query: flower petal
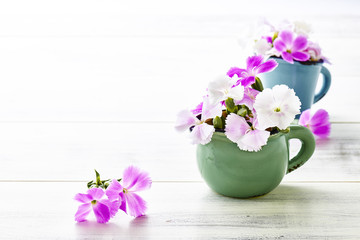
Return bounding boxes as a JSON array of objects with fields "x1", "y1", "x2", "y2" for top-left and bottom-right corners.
[
  {"x1": 228, "y1": 84, "x2": 244, "y2": 101},
  {"x1": 253, "y1": 88, "x2": 278, "y2": 129},
  {"x1": 191, "y1": 102, "x2": 203, "y2": 115},
  {"x1": 100, "y1": 199, "x2": 120, "y2": 218},
  {"x1": 225, "y1": 113, "x2": 249, "y2": 143},
  {"x1": 121, "y1": 166, "x2": 152, "y2": 192},
  {"x1": 292, "y1": 35, "x2": 308, "y2": 52},
  {"x1": 281, "y1": 51, "x2": 294, "y2": 64},
  {"x1": 190, "y1": 123, "x2": 215, "y2": 145},
  {"x1": 87, "y1": 188, "x2": 105, "y2": 201},
  {"x1": 302, "y1": 109, "x2": 331, "y2": 139},
  {"x1": 207, "y1": 77, "x2": 231, "y2": 104},
  {"x1": 254, "y1": 85, "x2": 300, "y2": 130},
  {"x1": 237, "y1": 129, "x2": 270, "y2": 152},
  {"x1": 298, "y1": 109, "x2": 312, "y2": 126},
  {"x1": 227, "y1": 67, "x2": 247, "y2": 78},
  {"x1": 292, "y1": 51, "x2": 310, "y2": 62},
  {"x1": 311, "y1": 109, "x2": 330, "y2": 127},
  {"x1": 241, "y1": 76, "x2": 256, "y2": 88},
  {"x1": 274, "y1": 39, "x2": 287, "y2": 52},
  {"x1": 312, "y1": 124, "x2": 331, "y2": 138},
  {"x1": 122, "y1": 166, "x2": 152, "y2": 192},
  {"x1": 256, "y1": 59, "x2": 278, "y2": 74},
  {"x1": 279, "y1": 30, "x2": 294, "y2": 46},
  {"x1": 201, "y1": 96, "x2": 222, "y2": 120},
  {"x1": 75, "y1": 203, "x2": 91, "y2": 222},
  {"x1": 105, "y1": 179, "x2": 123, "y2": 201},
  {"x1": 92, "y1": 202, "x2": 111, "y2": 223},
  {"x1": 124, "y1": 192, "x2": 147, "y2": 217},
  {"x1": 235, "y1": 94, "x2": 254, "y2": 110},
  {"x1": 246, "y1": 55, "x2": 264, "y2": 72},
  {"x1": 254, "y1": 38, "x2": 272, "y2": 56},
  {"x1": 119, "y1": 192, "x2": 127, "y2": 213},
  {"x1": 74, "y1": 193, "x2": 92, "y2": 203},
  {"x1": 174, "y1": 110, "x2": 197, "y2": 132}
]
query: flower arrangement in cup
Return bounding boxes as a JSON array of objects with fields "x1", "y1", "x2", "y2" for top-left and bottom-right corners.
[
  {"x1": 253, "y1": 20, "x2": 329, "y2": 64},
  {"x1": 175, "y1": 55, "x2": 303, "y2": 151}
]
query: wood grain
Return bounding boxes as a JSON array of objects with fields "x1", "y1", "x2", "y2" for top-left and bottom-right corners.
[
  {"x1": 0, "y1": 1, "x2": 359, "y2": 239},
  {"x1": 1, "y1": 182, "x2": 360, "y2": 239},
  {"x1": 0, "y1": 122, "x2": 358, "y2": 182},
  {"x1": 0, "y1": 36, "x2": 358, "y2": 122}
]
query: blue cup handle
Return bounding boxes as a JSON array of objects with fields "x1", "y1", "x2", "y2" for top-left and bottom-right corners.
[{"x1": 314, "y1": 66, "x2": 331, "y2": 103}]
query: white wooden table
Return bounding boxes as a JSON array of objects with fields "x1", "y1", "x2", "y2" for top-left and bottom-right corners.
[{"x1": 1, "y1": 1, "x2": 360, "y2": 239}]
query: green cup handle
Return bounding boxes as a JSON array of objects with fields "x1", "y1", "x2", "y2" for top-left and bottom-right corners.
[
  {"x1": 314, "y1": 66, "x2": 331, "y2": 103},
  {"x1": 285, "y1": 125, "x2": 316, "y2": 174}
]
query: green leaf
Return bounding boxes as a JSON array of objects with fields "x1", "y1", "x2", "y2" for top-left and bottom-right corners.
[
  {"x1": 225, "y1": 98, "x2": 238, "y2": 113},
  {"x1": 251, "y1": 77, "x2": 264, "y2": 92},
  {"x1": 87, "y1": 180, "x2": 94, "y2": 189},
  {"x1": 95, "y1": 169, "x2": 101, "y2": 187},
  {"x1": 213, "y1": 116, "x2": 223, "y2": 129},
  {"x1": 237, "y1": 108, "x2": 247, "y2": 117},
  {"x1": 272, "y1": 32, "x2": 278, "y2": 42}
]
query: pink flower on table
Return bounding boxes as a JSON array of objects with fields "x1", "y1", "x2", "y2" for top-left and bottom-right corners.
[
  {"x1": 227, "y1": 55, "x2": 278, "y2": 88},
  {"x1": 74, "y1": 188, "x2": 120, "y2": 223},
  {"x1": 225, "y1": 113, "x2": 270, "y2": 152},
  {"x1": 273, "y1": 30, "x2": 310, "y2": 64},
  {"x1": 106, "y1": 166, "x2": 152, "y2": 217},
  {"x1": 299, "y1": 109, "x2": 331, "y2": 138},
  {"x1": 175, "y1": 96, "x2": 222, "y2": 145}
]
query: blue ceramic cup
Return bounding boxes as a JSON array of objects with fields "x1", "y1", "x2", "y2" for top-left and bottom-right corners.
[{"x1": 261, "y1": 57, "x2": 331, "y2": 117}]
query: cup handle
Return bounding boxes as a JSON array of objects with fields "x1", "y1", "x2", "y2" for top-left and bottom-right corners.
[
  {"x1": 285, "y1": 125, "x2": 316, "y2": 174},
  {"x1": 314, "y1": 66, "x2": 331, "y2": 103}
]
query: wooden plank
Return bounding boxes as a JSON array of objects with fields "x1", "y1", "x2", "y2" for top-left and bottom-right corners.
[
  {"x1": 0, "y1": 122, "x2": 359, "y2": 182},
  {"x1": 0, "y1": 37, "x2": 358, "y2": 122},
  {"x1": 1, "y1": 182, "x2": 360, "y2": 239},
  {"x1": 0, "y1": 0, "x2": 358, "y2": 18},
  {"x1": 0, "y1": 14, "x2": 359, "y2": 38}
]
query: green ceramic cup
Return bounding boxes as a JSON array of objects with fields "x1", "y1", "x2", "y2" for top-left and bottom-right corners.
[{"x1": 196, "y1": 125, "x2": 315, "y2": 198}]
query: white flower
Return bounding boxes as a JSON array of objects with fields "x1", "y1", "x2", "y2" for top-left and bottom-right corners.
[
  {"x1": 175, "y1": 96, "x2": 222, "y2": 145},
  {"x1": 253, "y1": 85, "x2": 301, "y2": 130},
  {"x1": 253, "y1": 38, "x2": 272, "y2": 56},
  {"x1": 293, "y1": 21, "x2": 312, "y2": 37},
  {"x1": 207, "y1": 75, "x2": 244, "y2": 104},
  {"x1": 225, "y1": 113, "x2": 270, "y2": 152}
]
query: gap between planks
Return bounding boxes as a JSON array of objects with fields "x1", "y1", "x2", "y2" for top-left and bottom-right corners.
[{"x1": 0, "y1": 180, "x2": 360, "y2": 183}]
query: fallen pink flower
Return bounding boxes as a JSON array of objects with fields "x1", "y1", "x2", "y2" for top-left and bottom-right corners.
[
  {"x1": 74, "y1": 188, "x2": 120, "y2": 223},
  {"x1": 106, "y1": 166, "x2": 152, "y2": 217},
  {"x1": 299, "y1": 109, "x2": 331, "y2": 138}
]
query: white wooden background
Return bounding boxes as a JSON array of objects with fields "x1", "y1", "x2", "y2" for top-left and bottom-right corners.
[{"x1": 1, "y1": 0, "x2": 360, "y2": 239}]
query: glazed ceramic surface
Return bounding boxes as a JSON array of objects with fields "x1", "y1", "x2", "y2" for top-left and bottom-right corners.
[
  {"x1": 197, "y1": 125, "x2": 315, "y2": 198},
  {"x1": 261, "y1": 58, "x2": 331, "y2": 116}
]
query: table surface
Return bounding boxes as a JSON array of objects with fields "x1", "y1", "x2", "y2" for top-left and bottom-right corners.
[{"x1": 1, "y1": 1, "x2": 360, "y2": 239}]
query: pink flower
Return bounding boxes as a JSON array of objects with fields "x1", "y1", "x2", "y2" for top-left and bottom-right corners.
[
  {"x1": 235, "y1": 87, "x2": 260, "y2": 110},
  {"x1": 227, "y1": 55, "x2": 278, "y2": 87},
  {"x1": 273, "y1": 30, "x2": 310, "y2": 64},
  {"x1": 191, "y1": 101, "x2": 203, "y2": 115},
  {"x1": 175, "y1": 96, "x2": 222, "y2": 145},
  {"x1": 305, "y1": 41, "x2": 330, "y2": 63},
  {"x1": 74, "y1": 188, "x2": 120, "y2": 223},
  {"x1": 106, "y1": 166, "x2": 152, "y2": 217},
  {"x1": 225, "y1": 113, "x2": 270, "y2": 152},
  {"x1": 299, "y1": 109, "x2": 331, "y2": 138}
]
